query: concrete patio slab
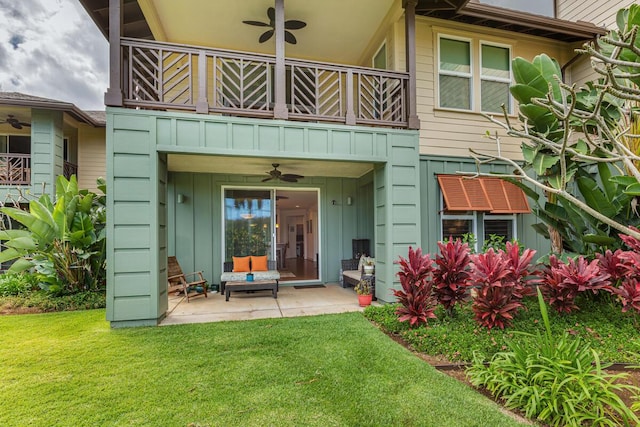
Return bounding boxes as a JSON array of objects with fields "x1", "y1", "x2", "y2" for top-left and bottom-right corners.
[{"x1": 161, "y1": 283, "x2": 375, "y2": 326}]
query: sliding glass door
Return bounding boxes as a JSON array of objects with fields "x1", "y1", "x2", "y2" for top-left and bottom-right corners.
[{"x1": 223, "y1": 189, "x2": 273, "y2": 262}]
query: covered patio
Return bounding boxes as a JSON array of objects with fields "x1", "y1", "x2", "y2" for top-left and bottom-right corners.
[{"x1": 161, "y1": 283, "x2": 375, "y2": 325}]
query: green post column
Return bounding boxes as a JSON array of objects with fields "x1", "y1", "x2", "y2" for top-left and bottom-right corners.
[
  {"x1": 30, "y1": 109, "x2": 64, "y2": 198},
  {"x1": 106, "y1": 110, "x2": 163, "y2": 327},
  {"x1": 374, "y1": 133, "x2": 422, "y2": 302}
]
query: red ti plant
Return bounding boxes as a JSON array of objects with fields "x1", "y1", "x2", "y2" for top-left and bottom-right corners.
[
  {"x1": 502, "y1": 241, "x2": 537, "y2": 300},
  {"x1": 470, "y1": 249, "x2": 522, "y2": 329},
  {"x1": 539, "y1": 255, "x2": 611, "y2": 313},
  {"x1": 596, "y1": 249, "x2": 627, "y2": 284},
  {"x1": 393, "y1": 246, "x2": 437, "y2": 327},
  {"x1": 432, "y1": 238, "x2": 472, "y2": 316},
  {"x1": 612, "y1": 278, "x2": 640, "y2": 315}
]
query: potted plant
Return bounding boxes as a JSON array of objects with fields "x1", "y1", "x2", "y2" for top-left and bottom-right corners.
[
  {"x1": 363, "y1": 258, "x2": 375, "y2": 275},
  {"x1": 355, "y1": 279, "x2": 372, "y2": 307}
]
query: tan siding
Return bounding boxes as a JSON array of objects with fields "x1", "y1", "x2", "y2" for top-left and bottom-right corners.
[
  {"x1": 557, "y1": 0, "x2": 634, "y2": 29},
  {"x1": 414, "y1": 17, "x2": 570, "y2": 160},
  {"x1": 78, "y1": 126, "x2": 106, "y2": 192}
]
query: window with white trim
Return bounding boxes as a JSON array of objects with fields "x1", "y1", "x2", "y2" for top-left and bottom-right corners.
[
  {"x1": 438, "y1": 36, "x2": 512, "y2": 114},
  {"x1": 438, "y1": 37, "x2": 472, "y2": 110},
  {"x1": 481, "y1": 44, "x2": 511, "y2": 113}
]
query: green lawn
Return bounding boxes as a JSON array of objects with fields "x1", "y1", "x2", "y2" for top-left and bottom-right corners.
[{"x1": 0, "y1": 310, "x2": 526, "y2": 426}]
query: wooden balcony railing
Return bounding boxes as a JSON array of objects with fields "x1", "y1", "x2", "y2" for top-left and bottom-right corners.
[
  {"x1": 63, "y1": 161, "x2": 78, "y2": 180},
  {"x1": 121, "y1": 38, "x2": 409, "y2": 128},
  {"x1": 0, "y1": 154, "x2": 30, "y2": 185}
]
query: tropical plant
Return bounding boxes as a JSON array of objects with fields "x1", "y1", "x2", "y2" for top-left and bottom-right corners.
[
  {"x1": 0, "y1": 175, "x2": 106, "y2": 294},
  {"x1": 467, "y1": 288, "x2": 640, "y2": 427},
  {"x1": 539, "y1": 255, "x2": 612, "y2": 313},
  {"x1": 468, "y1": 4, "x2": 640, "y2": 255},
  {"x1": 502, "y1": 241, "x2": 537, "y2": 300},
  {"x1": 469, "y1": 249, "x2": 522, "y2": 330},
  {"x1": 432, "y1": 239, "x2": 472, "y2": 316},
  {"x1": 392, "y1": 246, "x2": 437, "y2": 327},
  {"x1": 354, "y1": 279, "x2": 371, "y2": 296},
  {"x1": 0, "y1": 272, "x2": 39, "y2": 297}
]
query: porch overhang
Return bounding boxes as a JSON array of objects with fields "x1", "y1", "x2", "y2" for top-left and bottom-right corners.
[{"x1": 416, "y1": 0, "x2": 606, "y2": 42}]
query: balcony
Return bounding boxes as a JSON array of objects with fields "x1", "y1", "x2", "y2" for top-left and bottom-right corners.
[
  {"x1": 0, "y1": 154, "x2": 30, "y2": 186},
  {"x1": 64, "y1": 161, "x2": 78, "y2": 180},
  {"x1": 120, "y1": 38, "x2": 409, "y2": 128}
]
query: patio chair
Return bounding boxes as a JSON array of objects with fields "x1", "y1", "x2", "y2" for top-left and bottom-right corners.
[{"x1": 167, "y1": 256, "x2": 208, "y2": 302}]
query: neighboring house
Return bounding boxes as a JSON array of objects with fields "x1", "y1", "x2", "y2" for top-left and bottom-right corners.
[
  {"x1": 78, "y1": 0, "x2": 606, "y2": 327},
  {"x1": 0, "y1": 92, "x2": 106, "y2": 197}
]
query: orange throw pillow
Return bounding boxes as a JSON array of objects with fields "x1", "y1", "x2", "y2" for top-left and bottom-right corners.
[
  {"x1": 251, "y1": 255, "x2": 268, "y2": 272},
  {"x1": 232, "y1": 256, "x2": 251, "y2": 272}
]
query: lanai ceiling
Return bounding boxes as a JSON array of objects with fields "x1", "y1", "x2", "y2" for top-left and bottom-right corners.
[{"x1": 80, "y1": 0, "x2": 397, "y2": 65}]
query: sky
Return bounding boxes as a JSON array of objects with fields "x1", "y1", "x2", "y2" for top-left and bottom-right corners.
[{"x1": 0, "y1": 0, "x2": 108, "y2": 111}]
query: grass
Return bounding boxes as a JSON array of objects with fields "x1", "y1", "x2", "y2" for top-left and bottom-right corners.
[
  {"x1": 0, "y1": 310, "x2": 526, "y2": 426},
  {"x1": 365, "y1": 296, "x2": 640, "y2": 363}
]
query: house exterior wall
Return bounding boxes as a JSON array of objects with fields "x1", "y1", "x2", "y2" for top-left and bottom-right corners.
[
  {"x1": 106, "y1": 107, "x2": 421, "y2": 326},
  {"x1": 78, "y1": 126, "x2": 106, "y2": 192},
  {"x1": 419, "y1": 155, "x2": 549, "y2": 256},
  {"x1": 558, "y1": 0, "x2": 635, "y2": 87},
  {"x1": 412, "y1": 17, "x2": 571, "y2": 159}
]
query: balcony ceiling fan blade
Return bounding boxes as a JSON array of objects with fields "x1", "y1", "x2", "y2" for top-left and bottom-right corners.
[
  {"x1": 285, "y1": 20, "x2": 306, "y2": 30},
  {"x1": 242, "y1": 20, "x2": 270, "y2": 27},
  {"x1": 284, "y1": 31, "x2": 297, "y2": 44},
  {"x1": 267, "y1": 7, "x2": 275, "y2": 23},
  {"x1": 281, "y1": 176, "x2": 298, "y2": 183},
  {"x1": 282, "y1": 174, "x2": 304, "y2": 179},
  {"x1": 261, "y1": 176, "x2": 274, "y2": 182},
  {"x1": 259, "y1": 29, "x2": 274, "y2": 43}
]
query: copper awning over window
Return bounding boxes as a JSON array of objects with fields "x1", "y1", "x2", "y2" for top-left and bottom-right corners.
[{"x1": 437, "y1": 175, "x2": 531, "y2": 213}]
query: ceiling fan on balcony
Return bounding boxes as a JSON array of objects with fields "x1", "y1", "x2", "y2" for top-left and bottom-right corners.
[
  {"x1": 1, "y1": 114, "x2": 30, "y2": 130},
  {"x1": 262, "y1": 163, "x2": 304, "y2": 183},
  {"x1": 243, "y1": 7, "x2": 306, "y2": 44}
]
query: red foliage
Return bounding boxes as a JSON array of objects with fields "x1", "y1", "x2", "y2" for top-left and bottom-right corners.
[
  {"x1": 470, "y1": 249, "x2": 523, "y2": 329},
  {"x1": 619, "y1": 226, "x2": 640, "y2": 251},
  {"x1": 539, "y1": 255, "x2": 611, "y2": 313},
  {"x1": 393, "y1": 246, "x2": 437, "y2": 327},
  {"x1": 472, "y1": 285, "x2": 523, "y2": 330},
  {"x1": 432, "y1": 239, "x2": 472, "y2": 312},
  {"x1": 596, "y1": 249, "x2": 627, "y2": 284},
  {"x1": 612, "y1": 278, "x2": 640, "y2": 314},
  {"x1": 502, "y1": 242, "x2": 537, "y2": 299}
]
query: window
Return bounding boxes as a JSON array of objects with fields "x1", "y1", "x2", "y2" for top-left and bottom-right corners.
[
  {"x1": 0, "y1": 135, "x2": 30, "y2": 154},
  {"x1": 481, "y1": 44, "x2": 511, "y2": 113},
  {"x1": 438, "y1": 37, "x2": 512, "y2": 113},
  {"x1": 373, "y1": 42, "x2": 387, "y2": 70},
  {"x1": 438, "y1": 37, "x2": 472, "y2": 110},
  {"x1": 438, "y1": 175, "x2": 526, "y2": 250}
]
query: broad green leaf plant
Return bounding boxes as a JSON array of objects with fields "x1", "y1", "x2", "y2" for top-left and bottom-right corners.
[
  {"x1": 469, "y1": 4, "x2": 640, "y2": 255},
  {"x1": 0, "y1": 175, "x2": 106, "y2": 294}
]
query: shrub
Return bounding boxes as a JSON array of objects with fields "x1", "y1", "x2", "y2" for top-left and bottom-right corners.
[
  {"x1": 392, "y1": 246, "x2": 437, "y2": 327},
  {"x1": 0, "y1": 290, "x2": 106, "y2": 312},
  {"x1": 0, "y1": 176, "x2": 106, "y2": 295},
  {"x1": 0, "y1": 273, "x2": 38, "y2": 296},
  {"x1": 539, "y1": 255, "x2": 611, "y2": 313},
  {"x1": 432, "y1": 239, "x2": 472, "y2": 315},
  {"x1": 467, "y1": 289, "x2": 640, "y2": 427},
  {"x1": 470, "y1": 249, "x2": 522, "y2": 330}
]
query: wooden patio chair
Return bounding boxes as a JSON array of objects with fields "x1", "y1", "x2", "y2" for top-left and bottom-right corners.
[{"x1": 167, "y1": 256, "x2": 208, "y2": 302}]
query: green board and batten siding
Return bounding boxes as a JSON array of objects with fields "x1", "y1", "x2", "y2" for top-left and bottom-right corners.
[
  {"x1": 106, "y1": 107, "x2": 421, "y2": 327},
  {"x1": 419, "y1": 155, "x2": 549, "y2": 255}
]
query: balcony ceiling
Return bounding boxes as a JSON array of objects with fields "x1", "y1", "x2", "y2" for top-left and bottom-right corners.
[
  {"x1": 137, "y1": 0, "x2": 395, "y2": 65},
  {"x1": 168, "y1": 154, "x2": 374, "y2": 179}
]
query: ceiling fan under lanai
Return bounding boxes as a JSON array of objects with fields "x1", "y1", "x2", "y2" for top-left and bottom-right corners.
[
  {"x1": 243, "y1": 7, "x2": 306, "y2": 44},
  {"x1": 262, "y1": 163, "x2": 304, "y2": 183},
  {"x1": 1, "y1": 114, "x2": 30, "y2": 130}
]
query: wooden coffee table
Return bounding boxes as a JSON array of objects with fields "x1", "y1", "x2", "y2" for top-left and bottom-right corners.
[{"x1": 225, "y1": 279, "x2": 278, "y2": 301}]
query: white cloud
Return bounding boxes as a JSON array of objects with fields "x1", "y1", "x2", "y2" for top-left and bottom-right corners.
[{"x1": 0, "y1": 0, "x2": 108, "y2": 110}]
